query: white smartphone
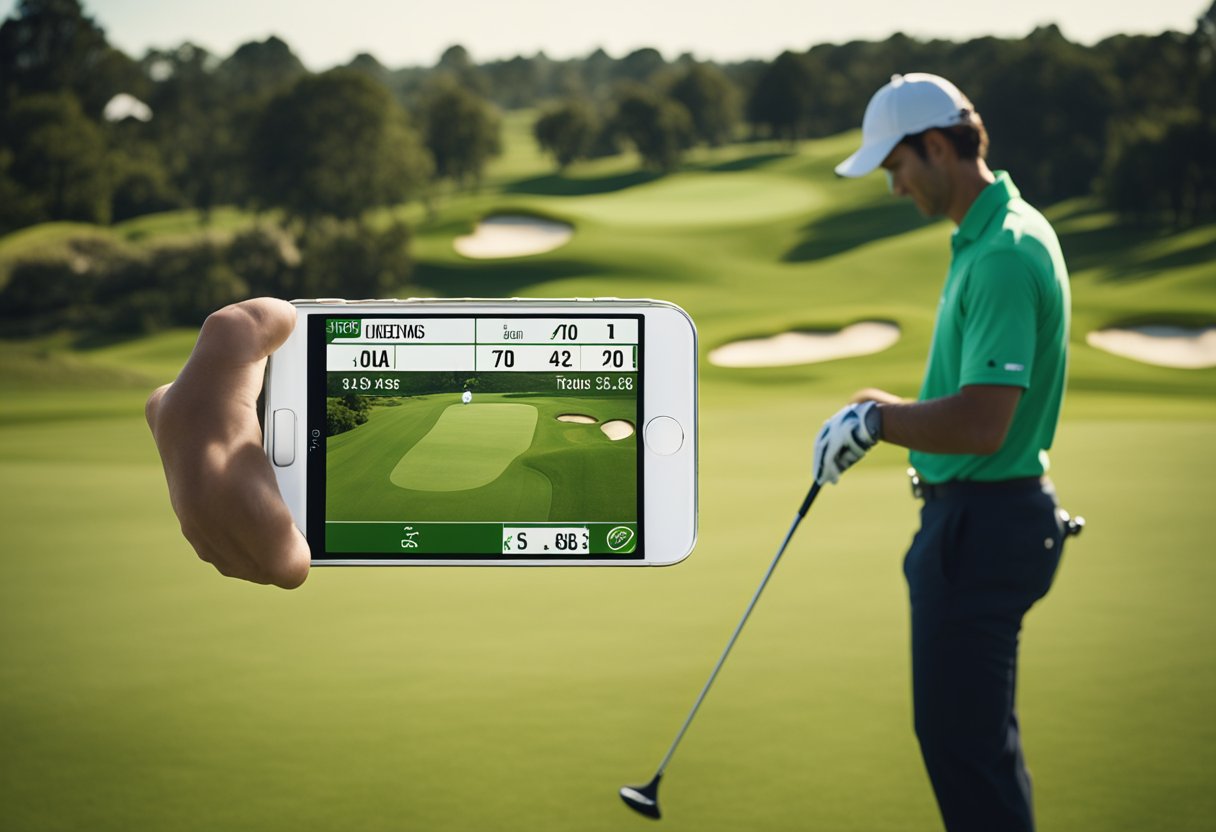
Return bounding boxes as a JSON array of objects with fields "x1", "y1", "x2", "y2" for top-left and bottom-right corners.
[{"x1": 262, "y1": 298, "x2": 697, "y2": 566}]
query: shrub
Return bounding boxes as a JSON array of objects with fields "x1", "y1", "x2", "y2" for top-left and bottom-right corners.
[{"x1": 298, "y1": 219, "x2": 413, "y2": 299}]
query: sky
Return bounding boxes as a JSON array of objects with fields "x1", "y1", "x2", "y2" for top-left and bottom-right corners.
[{"x1": 6, "y1": 0, "x2": 1209, "y2": 69}]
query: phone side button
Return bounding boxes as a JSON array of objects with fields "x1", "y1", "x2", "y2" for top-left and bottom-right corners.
[
  {"x1": 645, "y1": 416, "x2": 683, "y2": 456},
  {"x1": 272, "y1": 409, "x2": 296, "y2": 467}
]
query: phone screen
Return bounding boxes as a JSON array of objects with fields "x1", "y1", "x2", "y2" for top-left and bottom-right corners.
[{"x1": 307, "y1": 314, "x2": 643, "y2": 560}]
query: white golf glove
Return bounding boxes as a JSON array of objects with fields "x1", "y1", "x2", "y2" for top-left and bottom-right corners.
[{"x1": 813, "y1": 401, "x2": 882, "y2": 485}]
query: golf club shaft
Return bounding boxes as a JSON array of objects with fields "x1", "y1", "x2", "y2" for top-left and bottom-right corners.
[{"x1": 654, "y1": 482, "x2": 822, "y2": 776}]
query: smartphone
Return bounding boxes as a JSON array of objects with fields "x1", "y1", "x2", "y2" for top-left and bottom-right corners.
[{"x1": 263, "y1": 298, "x2": 697, "y2": 566}]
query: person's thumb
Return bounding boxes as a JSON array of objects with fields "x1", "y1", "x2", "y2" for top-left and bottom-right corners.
[{"x1": 175, "y1": 298, "x2": 298, "y2": 410}]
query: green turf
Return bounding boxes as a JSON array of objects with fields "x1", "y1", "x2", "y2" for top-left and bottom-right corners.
[
  {"x1": 554, "y1": 171, "x2": 825, "y2": 227},
  {"x1": 326, "y1": 392, "x2": 637, "y2": 523},
  {"x1": 1, "y1": 120, "x2": 1214, "y2": 832},
  {"x1": 389, "y1": 401, "x2": 538, "y2": 491}
]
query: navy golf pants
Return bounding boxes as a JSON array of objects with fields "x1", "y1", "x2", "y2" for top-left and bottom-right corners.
[{"x1": 903, "y1": 480, "x2": 1064, "y2": 832}]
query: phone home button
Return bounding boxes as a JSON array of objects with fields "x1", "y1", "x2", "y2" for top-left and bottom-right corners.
[
  {"x1": 645, "y1": 416, "x2": 683, "y2": 456},
  {"x1": 272, "y1": 409, "x2": 296, "y2": 466}
]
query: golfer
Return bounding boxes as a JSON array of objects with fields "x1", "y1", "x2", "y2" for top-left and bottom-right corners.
[{"x1": 813, "y1": 73, "x2": 1071, "y2": 832}]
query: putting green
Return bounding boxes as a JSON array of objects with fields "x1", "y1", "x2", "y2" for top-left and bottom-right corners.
[{"x1": 389, "y1": 403, "x2": 538, "y2": 491}]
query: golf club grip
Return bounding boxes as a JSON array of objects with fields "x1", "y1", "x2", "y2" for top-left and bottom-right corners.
[{"x1": 798, "y1": 482, "x2": 822, "y2": 517}]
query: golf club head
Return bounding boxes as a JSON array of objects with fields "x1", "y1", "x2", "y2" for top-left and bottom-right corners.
[{"x1": 620, "y1": 773, "x2": 662, "y2": 820}]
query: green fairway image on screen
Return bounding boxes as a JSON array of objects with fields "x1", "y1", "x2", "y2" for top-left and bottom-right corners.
[{"x1": 310, "y1": 314, "x2": 642, "y2": 559}]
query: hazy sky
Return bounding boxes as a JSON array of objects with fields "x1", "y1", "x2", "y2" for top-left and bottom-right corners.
[{"x1": 7, "y1": 0, "x2": 1209, "y2": 69}]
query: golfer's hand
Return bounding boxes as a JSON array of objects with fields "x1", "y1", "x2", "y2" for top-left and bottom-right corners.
[
  {"x1": 813, "y1": 401, "x2": 881, "y2": 485},
  {"x1": 146, "y1": 298, "x2": 310, "y2": 588}
]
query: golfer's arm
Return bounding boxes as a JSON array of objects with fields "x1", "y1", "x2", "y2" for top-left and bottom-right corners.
[{"x1": 876, "y1": 385, "x2": 1022, "y2": 456}]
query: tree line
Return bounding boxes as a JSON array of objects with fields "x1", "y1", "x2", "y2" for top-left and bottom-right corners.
[
  {"x1": 2, "y1": 0, "x2": 1213, "y2": 232},
  {"x1": 531, "y1": 16, "x2": 1215, "y2": 222},
  {"x1": 0, "y1": 3, "x2": 502, "y2": 231}
]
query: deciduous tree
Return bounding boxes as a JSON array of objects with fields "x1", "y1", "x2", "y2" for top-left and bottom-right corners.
[
  {"x1": 745, "y1": 51, "x2": 815, "y2": 141},
  {"x1": 533, "y1": 100, "x2": 598, "y2": 170},
  {"x1": 248, "y1": 69, "x2": 432, "y2": 221},
  {"x1": 667, "y1": 62, "x2": 740, "y2": 147},
  {"x1": 4, "y1": 91, "x2": 111, "y2": 223},
  {"x1": 0, "y1": 0, "x2": 141, "y2": 118},
  {"x1": 610, "y1": 84, "x2": 694, "y2": 171},
  {"x1": 421, "y1": 77, "x2": 502, "y2": 188}
]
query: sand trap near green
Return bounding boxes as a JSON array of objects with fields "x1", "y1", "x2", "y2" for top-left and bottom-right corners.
[
  {"x1": 1086, "y1": 325, "x2": 1216, "y2": 368},
  {"x1": 390, "y1": 403, "x2": 538, "y2": 491},
  {"x1": 453, "y1": 215, "x2": 574, "y2": 259},
  {"x1": 600, "y1": 419, "x2": 635, "y2": 440},
  {"x1": 708, "y1": 322, "x2": 901, "y2": 367}
]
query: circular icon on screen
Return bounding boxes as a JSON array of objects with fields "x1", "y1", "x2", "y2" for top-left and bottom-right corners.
[{"x1": 607, "y1": 526, "x2": 636, "y2": 553}]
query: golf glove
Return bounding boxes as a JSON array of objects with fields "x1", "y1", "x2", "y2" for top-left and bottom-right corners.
[{"x1": 813, "y1": 401, "x2": 881, "y2": 485}]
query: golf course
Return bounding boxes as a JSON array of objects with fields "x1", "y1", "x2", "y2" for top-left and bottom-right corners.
[
  {"x1": 1, "y1": 113, "x2": 1214, "y2": 832},
  {"x1": 326, "y1": 391, "x2": 637, "y2": 522}
]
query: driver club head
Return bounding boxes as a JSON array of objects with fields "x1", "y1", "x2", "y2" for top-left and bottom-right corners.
[{"x1": 620, "y1": 773, "x2": 662, "y2": 820}]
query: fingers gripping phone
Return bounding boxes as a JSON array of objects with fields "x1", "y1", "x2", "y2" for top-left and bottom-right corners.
[{"x1": 263, "y1": 299, "x2": 697, "y2": 565}]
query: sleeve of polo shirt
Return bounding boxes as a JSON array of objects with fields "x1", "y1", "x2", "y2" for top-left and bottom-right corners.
[{"x1": 958, "y1": 248, "x2": 1039, "y2": 389}]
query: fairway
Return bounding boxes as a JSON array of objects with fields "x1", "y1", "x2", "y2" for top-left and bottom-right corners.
[
  {"x1": 2, "y1": 117, "x2": 1214, "y2": 832},
  {"x1": 390, "y1": 403, "x2": 538, "y2": 491},
  {"x1": 559, "y1": 172, "x2": 823, "y2": 227},
  {"x1": 326, "y1": 392, "x2": 637, "y2": 522}
]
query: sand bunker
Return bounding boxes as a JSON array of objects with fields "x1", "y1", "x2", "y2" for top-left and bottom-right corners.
[
  {"x1": 709, "y1": 322, "x2": 901, "y2": 368},
  {"x1": 556, "y1": 414, "x2": 597, "y2": 424},
  {"x1": 601, "y1": 420, "x2": 635, "y2": 441},
  {"x1": 1087, "y1": 325, "x2": 1216, "y2": 369},
  {"x1": 453, "y1": 215, "x2": 573, "y2": 259}
]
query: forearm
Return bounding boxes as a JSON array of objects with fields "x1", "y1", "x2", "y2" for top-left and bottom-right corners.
[{"x1": 874, "y1": 386, "x2": 1021, "y2": 456}]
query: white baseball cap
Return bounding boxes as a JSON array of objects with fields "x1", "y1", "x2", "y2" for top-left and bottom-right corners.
[{"x1": 835, "y1": 73, "x2": 975, "y2": 178}]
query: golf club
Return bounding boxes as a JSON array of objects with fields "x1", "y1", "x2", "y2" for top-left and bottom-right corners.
[{"x1": 620, "y1": 481, "x2": 823, "y2": 820}]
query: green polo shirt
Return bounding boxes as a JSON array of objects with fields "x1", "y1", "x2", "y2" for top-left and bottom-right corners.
[{"x1": 909, "y1": 172, "x2": 1070, "y2": 483}]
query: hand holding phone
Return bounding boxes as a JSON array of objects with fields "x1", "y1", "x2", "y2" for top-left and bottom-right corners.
[{"x1": 146, "y1": 298, "x2": 310, "y2": 587}]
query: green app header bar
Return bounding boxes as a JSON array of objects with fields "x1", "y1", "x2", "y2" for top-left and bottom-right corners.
[{"x1": 326, "y1": 319, "x2": 361, "y2": 341}]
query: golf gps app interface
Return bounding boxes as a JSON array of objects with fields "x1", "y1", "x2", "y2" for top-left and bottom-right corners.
[{"x1": 307, "y1": 314, "x2": 642, "y2": 560}]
